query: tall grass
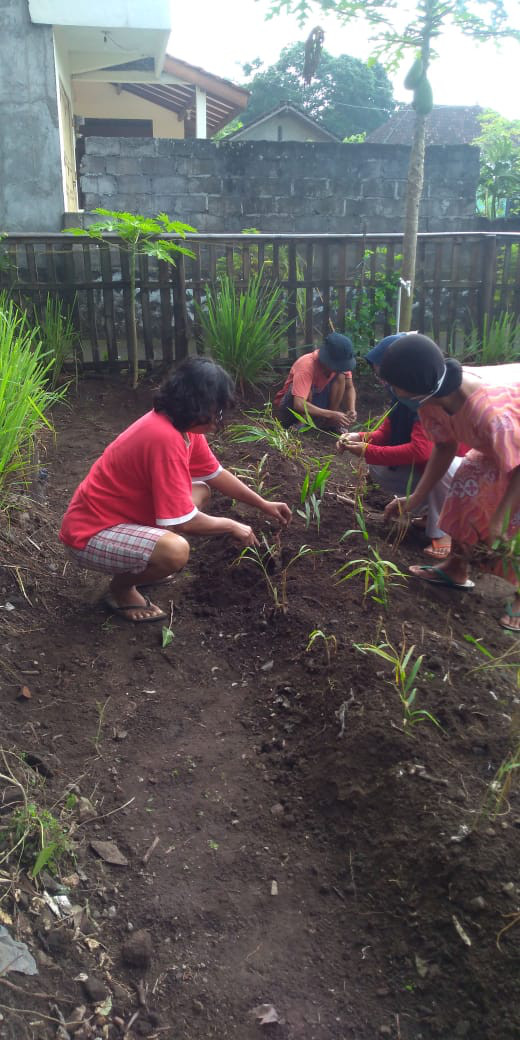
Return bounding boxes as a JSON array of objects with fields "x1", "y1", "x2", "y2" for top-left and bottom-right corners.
[
  {"x1": 449, "y1": 313, "x2": 520, "y2": 364},
  {"x1": 35, "y1": 295, "x2": 81, "y2": 389},
  {"x1": 0, "y1": 294, "x2": 65, "y2": 501},
  {"x1": 196, "y1": 271, "x2": 291, "y2": 391}
]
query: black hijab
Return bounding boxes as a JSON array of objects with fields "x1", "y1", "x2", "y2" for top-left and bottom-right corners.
[{"x1": 379, "y1": 333, "x2": 463, "y2": 397}]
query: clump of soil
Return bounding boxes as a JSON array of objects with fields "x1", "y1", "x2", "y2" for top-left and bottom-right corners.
[{"x1": 0, "y1": 375, "x2": 518, "y2": 1040}]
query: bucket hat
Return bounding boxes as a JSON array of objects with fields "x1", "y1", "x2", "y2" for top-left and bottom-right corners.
[{"x1": 318, "y1": 332, "x2": 356, "y2": 372}]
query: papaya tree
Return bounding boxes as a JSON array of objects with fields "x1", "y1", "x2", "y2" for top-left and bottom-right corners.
[
  {"x1": 262, "y1": 0, "x2": 520, "y2": 329},
  {"x1": 65, "y1": 210, "x2": 196, "y2": 388}
]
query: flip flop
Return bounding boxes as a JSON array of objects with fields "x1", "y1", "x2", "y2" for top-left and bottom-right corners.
[
  {"x1": 104, "y1": 594, "x2": 167, "y2": 623},
  {"x1": 409, "y1": 564, "x2": 475, "y2": 590},
  {"x1": 424, "y1": 539, "x2": 451, "y2": 560},
  {"x1": 499, "y1": 603, "x2": 520, "y2": 632}
]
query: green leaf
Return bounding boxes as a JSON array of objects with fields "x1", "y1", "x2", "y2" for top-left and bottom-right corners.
[
  {"x1": 162, "y1": 627, "x2": 174, "y2": 648},
  {"x1": 32, "y1": 842, "x2": 58, "y2": 877}
]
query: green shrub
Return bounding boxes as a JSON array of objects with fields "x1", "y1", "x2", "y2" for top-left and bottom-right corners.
[
  {"x1": 0, "y1": 293, "x2": 65, "y2": 502},
  {"x1": 196, "y1": 271, "x2": 291, "y2": 391}
]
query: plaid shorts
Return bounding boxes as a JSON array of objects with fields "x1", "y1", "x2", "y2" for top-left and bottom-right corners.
[{"x1": 67, "y1": 524, "x2": 167, "y2": 575}]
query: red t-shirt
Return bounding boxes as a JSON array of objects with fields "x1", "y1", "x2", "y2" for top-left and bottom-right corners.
[
  {"x1": 59, "y1": 410, "x2": 222, "y2": 550},
  {"x1": 274, "y1": 350, "x2": 352, "y2": 406}
]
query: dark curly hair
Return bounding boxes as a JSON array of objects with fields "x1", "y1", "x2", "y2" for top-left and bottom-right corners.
[{"x1": 154, "y1": 357, "x2": 235, "y2": 431}]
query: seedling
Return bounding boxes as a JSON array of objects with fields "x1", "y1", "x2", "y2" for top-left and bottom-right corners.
[
  {"x1": 474, "y1": 715, "x2": 520, "y2": 827},
  {"x1": 297, "y1": 457, "x2": 332, "y2": 532},
  {"x1": 306, "y1": 628, "x2": 338, "y2": 667},
  {"x1": 162, "y1": 601, "x2": 175, "y2": 648},
  {"x1": 354, "y1": 636, "x2": 441, "y2": 730},
  {"x1": 227, "y1": 404, "x2": 304, "y2": 461},
  {"x1": 337, "y1": 498, "x2": 407, "y2": 607},
  {"x1": 233, "y1": 452, "x2": 280, "y2": 498},
  {"x1": 234, "y1": 535, "x2": 315, "y2": 614}
]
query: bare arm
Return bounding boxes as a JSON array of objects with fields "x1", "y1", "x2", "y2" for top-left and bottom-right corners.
[
  {"x1": 384, "y1": 441, "x2": 458, "y2": 520},
  {"x1": 210, "y1": 469, "x2": 291, "y2": 524},
  {"x1": 489, "y1": 465, "x2": 520, "y2": 543},
  {"x1": 175, "y1": 511, "x2": 256, "y2": 543},
  {"x1": 343, "y1": 380, "x2": 356, "y2": 417}
]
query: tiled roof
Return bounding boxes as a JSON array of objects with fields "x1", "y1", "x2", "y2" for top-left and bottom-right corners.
[{"x1": 365, "y1": 104, "x2": 484, "y2": 145}]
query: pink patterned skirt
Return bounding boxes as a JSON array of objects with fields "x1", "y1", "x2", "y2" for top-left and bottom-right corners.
[{"x1": 439, "y1": 450, "x2": 520, "y2": 582}]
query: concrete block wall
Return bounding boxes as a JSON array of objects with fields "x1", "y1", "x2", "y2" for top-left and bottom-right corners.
[
  {"x1": 0, "y1": 0, "x2": 63, "y2": 231},
  {"x1": 79, "y1": 138, "x2": 479, "y2": 234}
]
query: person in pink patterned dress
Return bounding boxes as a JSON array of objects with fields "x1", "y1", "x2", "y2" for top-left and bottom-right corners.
[{"x1": 381, "y1": 334, "x2": 520, "y2": 632}]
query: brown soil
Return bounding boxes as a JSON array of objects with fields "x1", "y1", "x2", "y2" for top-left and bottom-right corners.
[{"x1": 0, "y1": 376, "x2": 519, "y2": 1040}]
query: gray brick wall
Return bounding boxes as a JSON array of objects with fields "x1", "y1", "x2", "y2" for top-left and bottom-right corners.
[{"x1": 79, "y1": 138, "x2": 479, "y2": 233}]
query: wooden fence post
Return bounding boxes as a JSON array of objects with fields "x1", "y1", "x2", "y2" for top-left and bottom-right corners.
[
  {"x1": 172, "y1": 254, "x2": 189, "y2": 363},
  {"x1": 479, "y1": 235, "x2": 497, "y2": 337}
]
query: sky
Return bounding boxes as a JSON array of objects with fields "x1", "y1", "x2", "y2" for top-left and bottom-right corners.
[{"x1": 167, "y1": 0, "x2": 520, "y2": 120}]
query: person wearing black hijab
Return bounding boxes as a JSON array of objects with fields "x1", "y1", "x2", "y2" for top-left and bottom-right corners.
[
  {"x1": 381, "y1": 335, "x2": 520, "y2": 632},
  {"x1": 337, "y1": 333, "x2": 463, "y2": 559}
]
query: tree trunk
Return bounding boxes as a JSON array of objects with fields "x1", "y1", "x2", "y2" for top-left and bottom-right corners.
[
  {"x1": 129, "y1": 246, "x2": 139, "y2": 389},
  {"x1": 399, "y1": 111, "x2": 427, "y2": 331}
]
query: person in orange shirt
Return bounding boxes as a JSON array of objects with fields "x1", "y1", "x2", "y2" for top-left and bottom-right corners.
[{"x1": 274, "y1": 332, "x2": 356, "y2": 432}]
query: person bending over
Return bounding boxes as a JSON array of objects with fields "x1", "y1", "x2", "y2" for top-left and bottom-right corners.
[
  {"x1": 381, "y1": 334, "x2": 520, "y2": 632},
  {"x1": 274, "y1": 332, "x2": 356, "y2": 432},
  {"x1": 336, "y1": 334, "x2": 463, "y2": 560},
  {"x1": 60, "y1": 357, "x2": 292, "y2": 623}
]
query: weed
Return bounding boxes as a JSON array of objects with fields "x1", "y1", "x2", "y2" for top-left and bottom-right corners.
[
  {"x1": 0, "y1": 750, "x2": 75, "y2": 880},
  {"x1": 10, "y1": 803, "x2": 73, "y2": 877},
  {"x1": 306, "y1": 628, "x2": 338, "y2": 667},
  {"x1": 208, "y1": 839, "x2": 219, "y2": 851},
  {"x1": 354, "y1": 636, "x2": 442, "y2": 730}
]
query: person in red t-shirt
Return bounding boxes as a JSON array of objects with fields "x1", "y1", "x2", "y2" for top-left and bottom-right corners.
[
  {"x1": 336, "y1": 334, "x2": 463, "y2": 560},
  {"x1": 60, "y1": 358, "x2": 291, "y2": 623},
  {"x1": 274, "y1": 332, "x2": 356, "y2": 432}
]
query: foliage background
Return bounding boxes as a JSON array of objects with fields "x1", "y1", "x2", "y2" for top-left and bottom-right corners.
[{"x1": 239, "y1": 43, "x2": 395, "y2": 139}]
